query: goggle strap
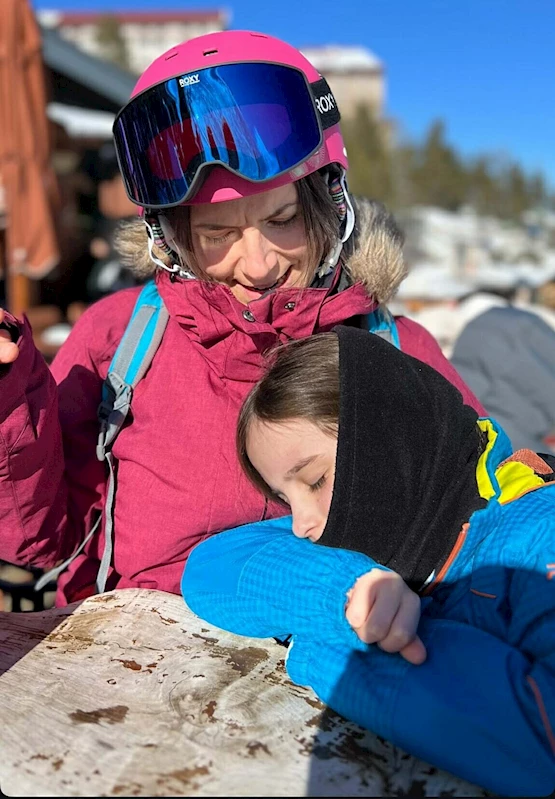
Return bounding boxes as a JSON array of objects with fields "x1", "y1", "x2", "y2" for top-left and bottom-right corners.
[{"x1": 310, "y1": 77, "x2": 341, "y2": 130}]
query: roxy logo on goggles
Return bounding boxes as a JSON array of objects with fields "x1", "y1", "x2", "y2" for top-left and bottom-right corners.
[
  {"x1": 315, "y1": 93, "x2": 336, "y2": 115},
  {"x1": 311, "y1": 78, "x2": 340, "y2": 128},
  {"x1": 179, "y1": 74, "x2": 200, "y2": 87}
]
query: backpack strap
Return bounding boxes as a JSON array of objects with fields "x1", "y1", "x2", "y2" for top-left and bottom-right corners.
[
  {"x1": 96, "y1": 280, "x2": 168, "y2": 459},
  {"x1": 94, "y1": 279, "x2": 169, "y2": 593},
  {"x1": 36, "y1": 281, "x2": 169, "y2": 596},
  {"x1": 365, "y1": 305, "x2": 401, "y2": 349}
]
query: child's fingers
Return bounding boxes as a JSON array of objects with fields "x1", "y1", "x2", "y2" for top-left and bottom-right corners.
[
  {"x1": 0, "y1": 339, "x2": 19, "y2": 363},
  {"x1": 344, "y1": 572, "x2": 373, "y2": 628},
  {"x1": 397, "y1": 636, "x2": 427, "y2": 666},
  {"x1": 375, "y1": 588, "x2": 421, "y2": 653},
  {"x1": 0, "y1": 309, "x2": 18, "y2": 363},
  {"x1": 346, "y1": 572, "x2": 402, "y2": 643}
]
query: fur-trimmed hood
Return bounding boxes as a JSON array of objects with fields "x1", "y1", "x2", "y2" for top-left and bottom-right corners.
[
  {"x1": 343, "y1": 197, "x2": 408, "y2": 305},
  {"x1": 115, "y1": 196, "x2": 408, "y2": 306}
]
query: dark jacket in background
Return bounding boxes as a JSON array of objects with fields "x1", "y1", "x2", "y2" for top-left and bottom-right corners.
[{"x1": 451, "y1": 305, "x2": 555, "y2": 453}]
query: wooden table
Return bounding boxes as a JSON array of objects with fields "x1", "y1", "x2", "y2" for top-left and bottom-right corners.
[{"x1": 0, "y1": 589, "x2": 487, "y2": 797}]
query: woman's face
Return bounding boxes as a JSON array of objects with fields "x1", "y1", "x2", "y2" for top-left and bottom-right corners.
[
  {"x1": 189, "y1": 184, "x2": 311, "y2": 305},
  {"x1": 246, "y1": 418, "x2": 337, "y2": 542}
]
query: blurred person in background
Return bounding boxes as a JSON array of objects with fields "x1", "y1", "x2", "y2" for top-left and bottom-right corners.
[
  {"x1": 392, "y1": 264, "x2": 479, "y2": 357},
  {"x1": 451, "y1": 303, "x2": 555, "y2": 454},
  {"x1": 85, "y1": 142, "x2": 143, "y2": 303},
  {"x1": 0, "y1": 30, "x2": 483, "y2": 607},
  {"x1": 396, "y1": 264, "x2": 555, "y2": 454}
]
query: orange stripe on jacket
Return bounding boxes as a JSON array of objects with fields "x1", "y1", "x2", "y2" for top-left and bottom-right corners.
[
  {"x1": 527, "y1": 675, "x2": 555, "y2": 756},
  {"x1": 421, "y1": 524, "x2": 469, "y2": 596},
  {"x1": 498, "y1": 481, "x2": 555, "y2": 506},
  {"x1": 470, "y1": 588, "x2": 497, "y2": 599}
]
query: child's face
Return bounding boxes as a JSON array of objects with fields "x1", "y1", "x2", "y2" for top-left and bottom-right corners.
[{"x1": 246, "y1": 419, "x2": 337, "y2": 542}]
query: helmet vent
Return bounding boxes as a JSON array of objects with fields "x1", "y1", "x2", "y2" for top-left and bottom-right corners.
[
  {"x1": 165, "y1": 51, "x2": 179, "y2": 60},
  {"x1": 250, "y1": 33, "x2": 268, "y2": 38},
  {"x1": 203, "y1": 49, "x2": 218, "y2": 56}
]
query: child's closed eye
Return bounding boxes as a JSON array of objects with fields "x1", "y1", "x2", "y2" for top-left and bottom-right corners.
[{"x1": 309, "y1": 475, "x2": 326, "y2": 492}]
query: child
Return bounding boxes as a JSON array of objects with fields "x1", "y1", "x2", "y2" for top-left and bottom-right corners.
[{"x1": 183, "y1": 325, "x2": 555, "y2": 796}]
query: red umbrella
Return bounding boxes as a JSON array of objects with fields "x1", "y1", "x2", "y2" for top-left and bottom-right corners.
[{"x1": 0, "y1": 0, "x2": 60, "y2": 315}]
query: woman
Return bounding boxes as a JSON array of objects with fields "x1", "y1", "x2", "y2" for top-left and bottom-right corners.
[
  {"x1": 182, "y1": 327, "x2": 555, "y2": 796},
  {"x1": 0, "y1": 30, "x2": 482, "y2": 606}
]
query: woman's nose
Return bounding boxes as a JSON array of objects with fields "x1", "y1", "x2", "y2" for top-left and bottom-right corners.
[{"x1": 239, "y1": 230, "x2": 279, "y2": 283}]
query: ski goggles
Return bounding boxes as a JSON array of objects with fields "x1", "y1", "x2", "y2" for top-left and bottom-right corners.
[{"x1": 113, "y1": 62, "x2": 340, "y2": 209}]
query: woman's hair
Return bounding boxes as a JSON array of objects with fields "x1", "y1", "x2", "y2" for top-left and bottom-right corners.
[
  {"x1": 236, "y1": 332, "x2": 340, "y2": 499},
  {"x1": 114, "y1": 171, "x2": 342, "y2": 281}
]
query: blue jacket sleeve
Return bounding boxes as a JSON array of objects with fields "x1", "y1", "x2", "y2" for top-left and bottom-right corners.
[
  {"x1": 182, "y1": 516, "x2": 387, "y2": 648},
  {"x1": 286, "y1": 616, "x2": 555, "y2": 797},
  {"x1": 183, "y1": 515, "x2": 555, "y2": 796}
]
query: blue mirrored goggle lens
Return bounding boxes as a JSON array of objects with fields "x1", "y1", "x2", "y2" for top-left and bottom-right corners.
[{"x1": 114, "y1": 63, "x2": 322, "y2": 207}]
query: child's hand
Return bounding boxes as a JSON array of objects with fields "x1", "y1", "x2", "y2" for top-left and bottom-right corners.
[
  {"x1": 0, "y1": 309, "x2": 19, "y2": 364},
  {"x1": 345, "y1": 570, "x2": 427, "y2": 666}
]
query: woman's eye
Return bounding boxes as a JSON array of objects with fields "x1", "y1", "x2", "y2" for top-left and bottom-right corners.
[
  {"x1": 206, "y1": 232, "x2": 231, "y2": 245},
  {"x1": 309, "y1": 475, "x2": 326, "y2": 492},
  {"x1": 270, "y1": 214, "x2": 298, "y2": 229}
]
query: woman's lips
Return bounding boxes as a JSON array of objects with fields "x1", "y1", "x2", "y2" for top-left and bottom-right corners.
[{"x1": 239, "y1": 267, "x2": 292, "y2": 298}]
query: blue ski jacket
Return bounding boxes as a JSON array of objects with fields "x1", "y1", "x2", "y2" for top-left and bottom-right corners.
[{"x1": 182, "y1": 419, "x2": 555, "y2": 796}]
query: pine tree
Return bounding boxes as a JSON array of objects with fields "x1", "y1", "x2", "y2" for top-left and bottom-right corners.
[
  {"x1": 505, "y1": 164, "x2": 528, "y2": 220},
  {"x1": 409, "y1": 120, "x2": 466, "y2": 210},
  {"x1": 342, "y1": 105, "x2": 394, "y2": 206},
  {"x1": 527, "y1": 172, "x2": 547, "y2": 209},
  {"x1": 467, "y1": 156, "x2": 499, "y2": 216}
]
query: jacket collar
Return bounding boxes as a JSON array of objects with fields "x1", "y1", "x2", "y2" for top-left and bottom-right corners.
[
  {"x1": 476, "y1": 418, "x2": 549, "y2": 504},
  {"x1": 156, "y1": 269, "x2": 375, "y2": 347}
]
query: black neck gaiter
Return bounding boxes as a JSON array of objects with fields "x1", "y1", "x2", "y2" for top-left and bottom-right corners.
[{"x1": 318, "y1": 326, "x2": 486, "y2": 592}]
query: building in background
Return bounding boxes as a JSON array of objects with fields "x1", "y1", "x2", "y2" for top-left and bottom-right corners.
[
  {"x1": 301, "y1": 45, "x2": 384, "y2": 120},
  {"x1": 29, "y1": 25, "x2": 139, "y2": 352},
  {"x1": 37, "y1": 8, "x2": 228, "y2": 74}
]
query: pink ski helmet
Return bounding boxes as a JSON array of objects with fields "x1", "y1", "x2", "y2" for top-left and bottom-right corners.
[{"x1": 113, "y1": 30, "x2": 348, "y2": 207}]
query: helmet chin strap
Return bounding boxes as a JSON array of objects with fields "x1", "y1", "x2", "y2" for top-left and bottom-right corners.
[
  {"x1": 144, "y1": 217, "x2": 195, "y2": 280},
  {"x1": 341, "y1": 174, "x2": 356, "y2": 242},
  {"x1": 316, "y1": 168, "x2": 355, "y2": 278}
]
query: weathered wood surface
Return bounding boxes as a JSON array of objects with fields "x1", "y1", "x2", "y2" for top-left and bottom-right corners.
[{"x1": 0, "y1": 589, "x2": 487, "y2": 797}]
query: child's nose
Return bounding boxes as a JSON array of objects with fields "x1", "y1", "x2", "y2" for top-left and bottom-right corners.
[{"x1": 291, "y1": 502, "x2": 321, "y2": 540}]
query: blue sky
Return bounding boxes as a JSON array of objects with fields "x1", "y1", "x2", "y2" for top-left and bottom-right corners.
[{"x1": 34, "y1": 0, "x2": 555, "y2": 188}]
